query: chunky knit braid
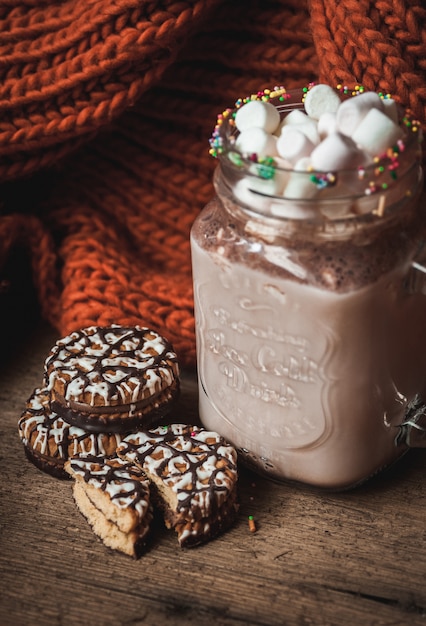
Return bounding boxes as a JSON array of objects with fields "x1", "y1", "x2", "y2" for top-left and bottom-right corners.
[
  {"x1": 0, "y1": 0, "x2": 221, "y2": 180},
  {"x1": 0, "y1": 0, "x2": 425, "y2": 366},
  {"x1": 310, "y1": 0, "x2": 426, "y2": 121}
]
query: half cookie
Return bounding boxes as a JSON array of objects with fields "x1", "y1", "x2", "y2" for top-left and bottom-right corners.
[
  {"x1": 44, "y1": 325, "x2": 180, "y2": 433},
  {"x1": 18, "y1": 387, "x2": 122, "y2": 479},
  {"x1": 65, "y1": 455, "x2": 153, "y2": 558},
  {"x1": 117, "y1": 424, "x2": 239, "y2": 547}
]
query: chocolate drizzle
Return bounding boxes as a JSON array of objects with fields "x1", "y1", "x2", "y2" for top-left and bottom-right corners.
[
  {"x1": 118, "y1": 424, "x2": 238, "y2": 518},
  {"x1": 45, "y1": 325, "x2": 178, "y2": 401},
  {"x1": 18, "y1": 387, "x2": 121, "y2": 476},
  {"x1": 44, "y1": 325, "x2": 180, "y2": 430},
  {"x1": 50, "y1": 382, "x2": 179, "y2": 433},
  {"x1": 68, "y1": 455, "x2": 151, "y2": 515}
]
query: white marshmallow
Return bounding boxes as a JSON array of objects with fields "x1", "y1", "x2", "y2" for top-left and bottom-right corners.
[
  {"x1": 318, "y1": 112, "x2": 338, "y2": 138},
  {"x1": 293, "y1": 156, "x2": 312, "y2": 172},
  {"x1": 234, "y1": 160, "x2": 292, "y2": 206},
  {"x1": 336, "y1": 91, "x2": 384, "y2": 137},
  {"x1": 235, "y1": 127, "x2": 278, "y2": 159},
  {"x1": 233, "y1": 179, "x2": 272, "y2": 213},
  {"x1": 352, "y1": 108, "x2": 404, "y2": 156},
  {"x1": 295, "y1": 120, "x2": 320, "y2": 145},
  {"x1": 269, "y1": 202, "x2": 317, "y2": 221},
  {"x1": 277, "y1": 109, "x2": 310, "y2": 130},
  {"x1": 276, "y1": 126, "x2": 315, "y2": 164},
  {"x1": 303, "y1": 84, "x2": 341, "y2": 120},
  {"x1": 234, "y1": 100, "x2": 280, "y2": 134},
  {"x1": 247, "y1": 157, "x2": 291, "y2": 189},
  {"x1": 274, "y1": 156, "x2": 293, "y2": 171},
  {"x1": 245, "y1": 165, "x2": 289, "y2": 196},
  {"x1": 382, "y1": 98, "x2": 399, "y2": 125},
  {"x1": 282, "y1": 157, "x2": 317, "y2": 200},
  {"x1": 310, "y1": 132, "x2": 366, "y2": 171},
  {"x1": 276, "y1": 109, "x2": 320, "y2": 145},
  {"x1": 233, "y1": 175, "x2": 289, "y2": 214},
  {"x1": 249, "y1": 175, "x2": 286, "y2": 195},
  {"x1": 284, "y1": 156, "x2": 353, "y2": 217},
  {"x1": 272, "y1": 156, "x2": 293, "y2": 190}
]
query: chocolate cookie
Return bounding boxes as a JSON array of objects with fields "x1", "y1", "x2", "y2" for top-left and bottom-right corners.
[
  {"x1": 65, "y1": 455, "x2": 152, "y2": 558},
  {"x1": 18, "y1": 387, "x2": 122, "y2": 479},
  {"x1": 117, "y1": 424, "x2": 239, "y2": 547},
  {"x1": 44, "y1": 325, "x2": 180, "y2": 433}
]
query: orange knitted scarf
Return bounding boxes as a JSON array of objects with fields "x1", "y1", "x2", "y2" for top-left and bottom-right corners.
[{"x1": 0, "y1": 0, "x2": 425, "y2": 367}]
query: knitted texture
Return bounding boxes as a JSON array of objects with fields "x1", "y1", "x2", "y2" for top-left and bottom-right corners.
[{"x1": 0, "y1": 0, "x2": 425, "y2": 366}]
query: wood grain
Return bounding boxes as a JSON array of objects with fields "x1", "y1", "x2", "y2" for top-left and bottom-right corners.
[{"x1": 1, "y1": 322, "x2": 425, "y2": 626}]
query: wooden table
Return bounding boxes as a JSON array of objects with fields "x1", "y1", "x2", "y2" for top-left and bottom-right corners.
[{"x1": 1, "y1": 320, "x2": 425, "y2": 626}]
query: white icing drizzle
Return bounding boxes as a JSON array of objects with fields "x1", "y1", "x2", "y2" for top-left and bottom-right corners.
[
  {"x1": 18, "y1": 388, "x2": 121, "y2": 460},
  {"x1": 44, "y1": 325, "x2": 179, "y2": 407},
  {"x1": 68, "y1": 456, "x2": 150, "y2": 518},
  {"x1": 118, "y1": 424, "x2": 237, "y2": 519}
]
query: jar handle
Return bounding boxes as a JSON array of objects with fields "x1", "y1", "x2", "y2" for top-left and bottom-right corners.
[
  {"x1": 406, "y1": 242, "x2": 426, "y2": 294},
  {"x1": 395, "y1": 395, "x2": 426, "y2": 448},
  {"x1": 398, "y1": 242, "x2": 426, "y2": 447}
]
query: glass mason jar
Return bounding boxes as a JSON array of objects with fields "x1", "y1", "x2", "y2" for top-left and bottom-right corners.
[{"x1": 190, "y1": 87, "x2": 426, "y2": 489}]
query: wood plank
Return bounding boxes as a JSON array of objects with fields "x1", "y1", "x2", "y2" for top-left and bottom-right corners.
[{"x1": 1, "y1": 322, "x2": 425, "y2": 625}]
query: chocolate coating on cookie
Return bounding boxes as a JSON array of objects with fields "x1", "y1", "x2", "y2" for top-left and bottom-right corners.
[
  {"x1": 44, "y1": 325, "x2": 180, "y2": 433},
  {"x1": 117, "y1": 424, "x2": 239, "y2": 546},
  {"x1": 18, "y1": 387, "x2": 122, "y2": 478}
]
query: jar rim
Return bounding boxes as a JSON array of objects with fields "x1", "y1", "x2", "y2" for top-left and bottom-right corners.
[{"x1": 210, "y1": 86, "x2": 423, "y2": 220}]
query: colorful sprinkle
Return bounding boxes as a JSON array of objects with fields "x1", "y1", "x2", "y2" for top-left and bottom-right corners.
[
  {"x1": 365, "y1": 181, "x2": 378, "y2": 195},
  {"x1": 256, "y1": 156, "x2": 276, "y2": 180},
  {"x1": 310, "y1": 172, "x2": 336, "y2": 189},
  {"x1": 228, "y1": 151, "x2": 244, "y2": 167},
  {"x1": 248, "y1": 515, "x2": 257, "y2": 533}
]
